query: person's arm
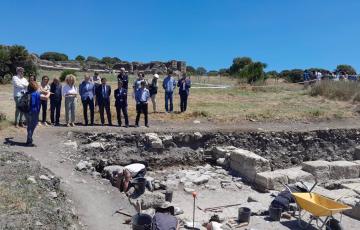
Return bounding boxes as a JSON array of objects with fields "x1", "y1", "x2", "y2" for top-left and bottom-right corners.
[
  {"x1": 187, "y1": 79, "x2": 191, "y2": 88},
  {"x1": 13, "y1": 76, "x2": 27, "y2": 89},
  {"x1": 173, "y1": 78, "x2": 176, "y2": 90},
  {"x1": 177, "y1": 80, "x2": 181, "y2": 87},
  {"x1": 108, "y1": 86, "x2": 111, "y2": 97},
  {"x1": 162, "y1": 78, "x2": 166, "y2": 89}
]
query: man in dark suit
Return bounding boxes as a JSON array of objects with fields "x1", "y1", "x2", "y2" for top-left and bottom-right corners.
[
  {"x1": 177, "y1": 74, "x2": 191, "y2": 112},
  {"x1": 96, "y1": 77, "x2": 112, "y2": 126},
  {"x1": 114, "y1": 80, "x2": 129, "y2": 127}
]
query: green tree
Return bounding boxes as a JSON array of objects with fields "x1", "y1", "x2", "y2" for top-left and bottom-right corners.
[
  {"x1": 229, "y1": 57, "x2": 253, "y2": 75},
  {"x1": 219, "y1": 68, "x2": 229, "y2": 76},
  {"x1": 279, "y1": 69, "x2": 304, "y2": 83},
  {"x1": 207, "y1": 70, "x2": 219, "y2": 76},
  {"x1": 101, "y1": 56, "x2": 121, "y2": 68},
  {"x1": 40, "y1": 52, "x2": 68, "y2": 61},
  {"x1": 238, "y1": 62, "x2": 267, "y2": 84},
  {"x1": 335, "y1": 64, "x2": 356, "y2": 75},
  {"x1": 75, "y1": 55, "x2": 85, "y2": 62},
  {"x1": 196, "y1": 67, "x2": 207, "y2": 75},
  {"x1": 60, "y1": 69, "x2": 77, "y2": 82},
  {"x1": 86, "y1": 56, "x2": 99, "y2": 62},
  {"x1": 186, "y1": 65, "x2": 196, "y2": 75}
]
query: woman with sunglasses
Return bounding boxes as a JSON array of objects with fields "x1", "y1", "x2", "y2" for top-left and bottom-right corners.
[{"x1": 39, "y1": 75, "x2": 51, "y2": 125}]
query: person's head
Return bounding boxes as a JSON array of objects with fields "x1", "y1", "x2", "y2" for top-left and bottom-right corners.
[
  {"x1": 153, "y1": 74, "x2": 159, "y2": 80},
  {"x1": 167, "y1": 69, "x2": 173, "y2": 75},
  {"x1": 94, "y1": 72, "x2": 99, "y2": 76},
  {"x1": 138, "y1": 72, "x2": 144, "y2": 79},
  {"x1": 140, "y1": 81, "x2": 146, "y2": 89},
  {"x1": 181, "y1": 73, "x2": 187, "y2": 79},
  {"x1": 28, "y1": 81, "x2": 39, "y2": 93},
  {"x1": 84, "y1": 74, "x2": 90, "y2": 82},
  {"x1": 101, "y1": 77, "x2": 107, "y2": 85},
  {"x1": 120, "y1": 67, "x2": 125, "y2": 73},
  {"x1": 16, "y1": 67, "x2": 25, "y2": 77},
  {"x1": 52, "y1": 77, "x2": 59, "y2": 85},
  {"x1": 65, "y1": 74, "x2": 76, "y2": 86},
  {"x1": 29, "y1": 75, "x2": 36, "y2": 82},
  {"x1": 42, "y1": 75, "x2": 49, "y2": 84},
  {"x1": 209, "y1": 214, "x2": 220, "y2": 223},
  {"x1": 118, "y1": 80, "x2": 123, "y2": 88}
]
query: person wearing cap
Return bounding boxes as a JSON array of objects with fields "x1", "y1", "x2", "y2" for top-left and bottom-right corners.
[
  {"x1": 114, "y1": 80, "x2": 129, "y2": 127},
  {"x1": 117, "y1": 67, "x2": 129, "y2": 89},
  {"x1": 95, "y1": 77, "x2": 112, "y2": 126},
  {"x1": 135, "y1": 81, "x2": 150, "y2": 127},
  {"x1": 12, "y1": 67, "x2": 29, "y2": 128},
  {"x1": 162, "y1": 69, "x2": 177, "y2": 113},
  {"x1": 149, "y1": 73, "x2": 159, "y2": 113},
  {"x1": 79, "y1": 74, "x2": 96, "y2": 126},
  {"x1": 177, "y1": 73, "x2": 191, "y2": 112}
]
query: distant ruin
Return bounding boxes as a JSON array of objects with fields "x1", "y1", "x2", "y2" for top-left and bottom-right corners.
[{"x1": 33, "y1": 55, "x2": 186, "y2": 74}]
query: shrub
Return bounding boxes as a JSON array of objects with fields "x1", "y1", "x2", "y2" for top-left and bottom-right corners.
[
  {"x1": 309, "y1": 80, "x2": 360, "y2": 101},
  {"x1": 0, "y1": 73, "x2": 12, "y2": 84},
  {"x1": 40, "y1": 52, "x2": 68, "y2": 61},
  {"x1": 60, "y1": 70, "x2": 77, "y2": 82},
  {"x1": 0, "y1": 112, "x2": 6, "y2": 121}
]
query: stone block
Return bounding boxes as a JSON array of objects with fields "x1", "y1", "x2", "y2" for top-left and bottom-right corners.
[
  {"x1": 342, "y1": 183, "x2": 360, "y2": 195},
  {"x1": 302, "y1": 161, "x2": 331, "y2": 182},
  {"x1": 145, "y1": 133, "x2": 163, "y2": 149},
  {"x1": 254, "y1": 167, "x2": 314, "y2": 191},
  {"x1": 329, "y1": 161, "x2": 360, "y2": 180},
  {"x1": 229, "y1": 148, "x2": 270, "y2": 182},
  {"x1": 255, "y1": 171, "x2": 288, "y2": 191}
]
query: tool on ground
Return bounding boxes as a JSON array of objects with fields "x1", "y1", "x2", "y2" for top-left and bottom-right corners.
[
  {"x1": 113, "y1": 208, "x2": 132, "y2": 217},
  {"x1": 192, "y1": 191, "x2": 197, "y2": 230},
  {"x1": 197, "y1": 203, "x2": 243, "y2": 212}
]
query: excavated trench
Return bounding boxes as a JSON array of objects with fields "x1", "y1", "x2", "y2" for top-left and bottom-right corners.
[{"x1": 74, "y1": 128, "x2": 360, "y2": 173}]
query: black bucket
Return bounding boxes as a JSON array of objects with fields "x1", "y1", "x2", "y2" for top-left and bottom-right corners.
[
  {"x1": 132, "y1": 213, "x2": 152, "y2": 230},
  {"x1": 164, "y1": 190, "x2": 173, "y2": 202},
  {"x1": 132, "y1": 178, "x2": 147, "y2": 194},
  {"x1": 269, "y1": 206, "x2": 282, "y2": 221},
  {"x1": 238, "y1": 207, "x2": 251, "y2": 223}
]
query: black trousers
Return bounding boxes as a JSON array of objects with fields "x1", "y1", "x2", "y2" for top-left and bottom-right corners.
[
  {"x1": 180, "y1": 93, "x2": 188, "y2": 112},
  {"x1": 135, "y1": 102, "x2": 148, "y2": 126},
  {"x1": 99, "y1": 102, "x2": 112, "y2": 125},
  {"x1": 116, "y1": 105, "x2": 129, "y2": 126},
  {"x1": 82, "y1": 98, "x2": 94, "y2": 125},
  {"x1": 50, "y1": 101, "x2": 61, "y2": 124},
  {"x1": 40, "y1": 100, "x2": 48, "y2": 122}
]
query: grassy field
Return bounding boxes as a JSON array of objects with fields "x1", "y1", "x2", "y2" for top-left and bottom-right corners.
[{"x1": 0, "y1": 70, "x2": 358, "y2": 126}]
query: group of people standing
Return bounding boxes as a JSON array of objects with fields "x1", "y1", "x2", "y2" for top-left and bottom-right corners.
[{"x1": 12, "y1": 67, "x2": 191, "y2": 146}]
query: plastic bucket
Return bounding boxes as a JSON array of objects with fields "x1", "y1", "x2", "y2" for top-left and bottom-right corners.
[
  {"x1": 238, "y1": 207, "x2": 251, "y2": 223},
  {"x1": 164, "y1": 190, "x2": 173, "y2": 202},
  {"x1": 131, "y1": 177, "x2": 147, "y2": 194},
  {"x1": 269, "y1": 206, "x2": 282, "y2": 221},
  {"x1": 132, "y1": 213, "x2": 152, "y2": 230}
]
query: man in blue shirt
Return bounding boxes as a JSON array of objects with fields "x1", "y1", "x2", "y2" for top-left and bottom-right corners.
[
  {"x1": 79, "y1": 74, "x2": 96, "y2": 126},
  {"x1": 135, "y1": 81, "x2": 150, "y2": 127},
  {"x1": 162, "y1": 70, "x2": 177, "y2": 113},
  {"x1": 177, "y1": 74, "x2": 191, "y2": 112}
]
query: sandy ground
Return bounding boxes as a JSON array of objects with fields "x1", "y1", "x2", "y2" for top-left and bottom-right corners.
[{"x1": 2, "y1": 125, "x2": 360, "y2": 229}]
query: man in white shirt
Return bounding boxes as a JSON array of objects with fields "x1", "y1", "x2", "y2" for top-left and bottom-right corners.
[{"x1": 12, "y1": 67, "x2": 29, "y2": 128}]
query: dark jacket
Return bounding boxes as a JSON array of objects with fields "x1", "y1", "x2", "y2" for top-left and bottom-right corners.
[
  {"x1": 114, "y1": 88, "x2": 128, "y2": 107},
  {"x1": 177, "y1": 78, "x2": 191, "y2": 95},
  {"x1": 95, "y1": 84, "x2": 111, "y2": 105},
  {"x1": 50, "y1": 83, "x2": 62, "y2": 103},
  {"x1": 117, "y1": 74, "x2": 129, "y2": 89},
  {"x1": 149, "y1": 78, "x2": 158, "y2": 96}
]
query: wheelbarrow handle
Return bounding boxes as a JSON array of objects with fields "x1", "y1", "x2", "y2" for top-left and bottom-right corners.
[{"x1": 309, "y1": 180, "x2": 318, "y2": 192}]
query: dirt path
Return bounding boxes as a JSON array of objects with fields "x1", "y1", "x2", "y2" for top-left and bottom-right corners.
[{"x1": 4, "y1": 128, "x2": 135, "y2": 230}]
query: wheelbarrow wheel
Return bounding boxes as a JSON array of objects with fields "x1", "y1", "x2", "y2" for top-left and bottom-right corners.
[{"x1": 325, "y1": 218, "x2": 343, "y2": 230}]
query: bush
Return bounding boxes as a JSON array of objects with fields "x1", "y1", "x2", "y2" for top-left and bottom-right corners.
[
  {"x1": 309, "y1": 80, "x2": 360, "y2": 101},
  {"x1": 60, "y1": 70, "x2": 77, "y2": 82},
  {"x1": 0, "y1": 73, "x2": 12, "y2": 84},
  {"x1": 40, "y1": 52, "x2": 68, "y2": 61},
  {"x1": 0, "y1": 112, "x2": 6, "y2": 121}
]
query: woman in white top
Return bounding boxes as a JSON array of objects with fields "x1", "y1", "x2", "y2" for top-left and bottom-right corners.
[
  {"x1": 39, "y1": 75, "x2": 51, "y2": 125},
  {"x1": 62, "y1": 74, "x2": 78, "y2": 127},
  {"x1": 12, "y1": 67, "x2": 29, "y2": 127}
]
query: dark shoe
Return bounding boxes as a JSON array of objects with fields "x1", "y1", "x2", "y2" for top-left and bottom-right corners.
[
  {"x1": 125, "y1": 124, "x2": 129, "y2": 128},
  {"x1": 135, "y1": 124, "x2": 139, "y2": 128},
  {"x1": 145, "y1": 125, "x2": 149, "y2": 128},
  {"x1": 55, "y1": 123, "x2": 60, "y2": 126}
]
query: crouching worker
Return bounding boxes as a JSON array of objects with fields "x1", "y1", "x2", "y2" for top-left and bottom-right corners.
[
  {"x1": 206, "y1": 215, "x2": 223, "y2": 230},
  {"x1": 112, "y1": 163, "x2": 152, "y2": 196},
  {"x1": 152, "y1": 202, "x2": 180, "y2": 230}
]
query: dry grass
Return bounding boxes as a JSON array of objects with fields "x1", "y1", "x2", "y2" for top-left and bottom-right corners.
[
  {"x1": 310, "y1": 80, "x2": 360, "y2": 102},
  {"x1": 0, "y1": 70, "x2": 358, "y2": 126}
]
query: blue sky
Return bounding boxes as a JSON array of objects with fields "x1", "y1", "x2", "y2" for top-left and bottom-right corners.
[{"x1": 1, "y1": 0, "x2": 360, "y2": 72}]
